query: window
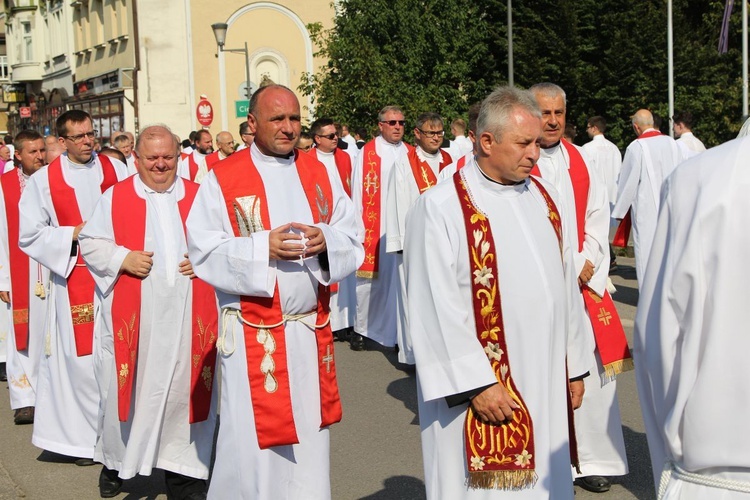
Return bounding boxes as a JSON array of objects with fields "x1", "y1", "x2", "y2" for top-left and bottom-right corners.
[{"x1": 22, "y1": 22, "x2": 33, "y2": 62}]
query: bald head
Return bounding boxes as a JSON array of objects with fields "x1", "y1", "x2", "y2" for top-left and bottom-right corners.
[
  {"x1": 216, "y1": 131, "x2": 235, "y2": 156},
  {"x1": 632, "y1": 109, "x2": 654, "y2": 131},
  {"x1": 248, "y1": 85, "x2": 301, "y2": 157},
  {"x1": 135, "y1": 125, "x2": 180, "y2": 192}
]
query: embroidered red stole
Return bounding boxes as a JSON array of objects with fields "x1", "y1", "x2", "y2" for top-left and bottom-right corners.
[
  {"x1": 453, "y1": 170, "x2": 537, "y2": 490},
  {"x1": 48, "y1": 154, "x2": 118, "y2": 356},
  {"x1": 531, "y1": 142, "x2": 632, "y2": 378},
  {"x1": 1, "y1": 170, "x2": 30, "y2": 350},
  {"x1": 213, "y1": 150, "x2": 342, "y2": 449},
  {"x1": 456, "y1": 155, "x2": 468, "y2": 171},
  {"x1": 332, "y1": 148, "x2": 353, "y2": 198},
  {"x1": 613, "y1": 129, "x2": 662, "y2": 249},
  {"x1": 407, "y1": 147, "x2": 452, "y2": 193},
  {"x1": 110, "y1": 178, "x2": 218, "y2": 423},
  {"x1": 357, "y1": 140, "x2": 382, "y2": 278}
]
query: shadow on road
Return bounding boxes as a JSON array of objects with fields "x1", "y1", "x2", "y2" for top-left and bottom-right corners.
[
  {"x1": 386, "y1": 376, "x2": 419, "y2": 425},
  {"x1": 612, "y1": 283, "x2": 639, "y2": 308},
  {"x1": 358, "y1": 475, "x2": 426, "y2": 500},
  {"x1": 614, "y1": 425, "x2": 655, "y2": 500}
]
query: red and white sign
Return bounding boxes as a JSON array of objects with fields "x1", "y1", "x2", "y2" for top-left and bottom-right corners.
[
  {"x1": 19, "y1": 106, "x2": 31, "y2": 118},
  {"x1": 196, "y1": 94, "x2": 213, "y2": 127}
]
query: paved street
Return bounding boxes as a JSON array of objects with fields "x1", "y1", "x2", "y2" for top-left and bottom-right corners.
[{"x1": 0, "y1": 256, "x2": 654, "y2": 499}]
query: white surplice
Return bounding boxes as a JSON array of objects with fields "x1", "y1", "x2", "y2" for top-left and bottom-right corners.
[
  {"x1": 676, "y1": 131, "x2": 706, "y2": 154},
  {"x1": 313, "y1": 148, "x2": 355, "y2": 331},
  {"x1": 385, "y1": 146, "x2": 448, "y2": 365},
  {"x1": 177, "y1": 150, "x2": 206, "y2": 182},
  {"x1": 537, "y1": 143, "x2": 628, "y2": 478},
  {"x1": 19, "y1": 153, "x2": 128, "y2": 458},
  {"x1": 351, "y1": 136, "x2": 408, "y2": 346},
  {"x1": 437, "y1": 152, "x2": 474, "y2": 184},
  {"x1": 186, "y1": 145, "x2": 363, "y2": 500},
  {"x1": 405, "y1": 161, "x2": 591, "y2": 499},
  {"x1": 611, "y1": 130, "x2": 687, "y2": 282},
  {"x1": 0, "y1": 170, "x2": 50, "y2": 409},
  {"x1": 636, "y1": 136, "x2": 750, "y2": 499},
  {"x1": 79, "y1": 175, "x2": 216, "y2": 480},
  {"x1": 125, "y1": 154, "x2": 137, "y2": 176},
  {"x1": 582, "y1": 134, "x2": 622, "y2": 208}
]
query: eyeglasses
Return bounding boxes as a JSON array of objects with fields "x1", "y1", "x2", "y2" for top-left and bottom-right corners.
[
  {"x1": 318, "y1": 133, "x2": 337, "y2": 140},
  {"x1": 417, "y1": 129, "x2": 445, "y2": 138},
  {"x1": 63, "y1": 131, "x2": 97, "y2": 144},
  {"x1": 380, "y1": 120, "x2": 406, "y2": 127}
]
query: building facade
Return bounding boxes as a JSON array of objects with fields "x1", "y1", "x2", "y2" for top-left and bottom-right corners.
[{"x1": 4, "y1": 1, "x2": 336, "y2": 142}]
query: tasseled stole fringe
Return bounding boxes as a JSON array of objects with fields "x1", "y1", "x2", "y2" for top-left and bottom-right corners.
[
  {"x1": 468, "y1": 470, "x2": 539, "y2": 491},
  {"x1": 602, "y1": 358, "x2": 635, "y2": 383}
]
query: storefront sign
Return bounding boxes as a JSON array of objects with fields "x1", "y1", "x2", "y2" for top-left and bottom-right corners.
[{"x1": 3, "y1": 84, "x2": 26, "y2": 103}]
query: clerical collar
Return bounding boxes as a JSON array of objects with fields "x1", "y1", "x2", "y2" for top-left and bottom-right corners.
[
  {"x1": 65, "y1": 153, "x2": 97, "y2": 168},
  {"x1": 376, "y1": 135, "x2": 402, "y2": 148},
  {"x1": 476, "y1": 162, "x2": 525, "y2": 187},
  {"x1": 250, "y1": 143, "x2": 295, "y2": 166},
  {"x1": 416, "y1": 146, "x2": 440, "y2": 160},
  {"x1": 541, "y1": 141, "x2": 561, "y2": 156},
  {"x1": 139, "y1": 175, "x2": 178, "y2": 195},
  {"x1": 316, "y1": 148, "x2": 335, "y2": 157}
]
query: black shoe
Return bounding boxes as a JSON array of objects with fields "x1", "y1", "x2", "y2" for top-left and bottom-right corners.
[
  {"x1": 349, "y1": 333, "x2": 366, "y2": 351},
  {"x1": 13, "y1": 406, "x2": 34, "y2": 425},
  {"x1": 576, "y1": 476, "x2": 611, "y2": 493},
  {"x1": 75, "y1": 457, "x2": 97, "y2": 467},
  {"x1": 0, "y1": 362, "x2": 6, "y2": 382},
  {"x1": 99, "y1": 466, "x2": 123, "y2": 498}
]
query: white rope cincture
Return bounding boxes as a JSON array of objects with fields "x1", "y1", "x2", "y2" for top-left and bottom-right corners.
[
  {"x1": 216, "y1": 307, "x2": 330, "y2": 356},
  {"x1": 658, "y1": 461, "x2": 750, "y2": 498}
]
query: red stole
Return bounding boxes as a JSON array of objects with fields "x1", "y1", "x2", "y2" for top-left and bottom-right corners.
[
  {"x1": 357, "y1": 140, "x2": 382, "y2": 278},
  {"x1": 204, "y1": 151, "x2": 225, "y2": 171},
  {"x1": 185, "y1": 152, "x2": 201, "y2": 181},
  {"x1": 213, "y1": 150, "x2": 341, "y2": 449},
  {"x1": 110, "y1": 178, "x2": 217, "y2": 423},
  {"x1": 332, "y1": 148, "x2": 353, "y2": 198},
  {"x1": 613, "y1": 129, "x2": 662, "y2": 248},
  {"x1": 1, "y1": 170, "x2": 30, "y2": 350},
  {"x1": 454, "y1": 170, "x2": 537, "y2": 489},
  {"x1": 531, "y1": 142, "x2": 632, "y2": 377},
  {"x1": 407, "y1": 147, "x2": 452, "y2": 193},
  {"x1": 180, "y1": 151, "x2": 190, "y2": 162},
  {"x1": 456, "y1": 155, "x2": 468, "y2": 171},
  {"x1": 48, "y1": 154, "x2": 118, "y2": 356}
]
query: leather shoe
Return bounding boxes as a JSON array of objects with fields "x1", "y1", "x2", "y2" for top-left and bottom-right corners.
[
  {"x1": 576, "y1": 475, "x2": 611, "y2": 493},
  {"x1": 75, "y1": 457, "x2": 97, "y2": 467},
  {"x1": 99, "y1": 466, "x2": 123, "y2": 498},
  {"x1": 0, "y1": 362, "x2": 6, "y2": 382},
  {"x1": 349, "y1": 333, "x2": 366, "y2": 351},
  {"x1": 13, "y1": 406, "x2": 34, "y2": 425}
]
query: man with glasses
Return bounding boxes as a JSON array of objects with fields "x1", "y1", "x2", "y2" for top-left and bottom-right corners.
[
  {"x1": 386, "y1": 112, "x2": 453, "y2": 364},
  {"x1": 178, "y1": 129, "x2": 213, "y2": 182},
  {"x1": 310, "y1": 117, "x2": 356, "y2": 343},
  {"x1": 18, "y1": 109, "x2": 128, "y2": 465},
  {"x1": 237, "y1": 121, "x2": 254, "y2": 151},
  {"x1": 350, "y1": 105, "x2": 409, "y2": 351},
  {"x1": 194, "y1": 130, "x2": 235, "y2": 183}
]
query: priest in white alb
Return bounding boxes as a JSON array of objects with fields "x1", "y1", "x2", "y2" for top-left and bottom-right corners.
[
  {"x1": 635, "y1": 135, "x2": 750, "y2": 499},
  {"x1": 437, "y1": 103, "x2": 480, "y2": 183},
  {"x1": 309, "y1": 117, "x2": 356, "y2": 339},
  {"x1": 405, "y1": 86, "x2": 591, "y2": 499},
  {"x1": 187, "y1": 85, "x2": 363, "y2": 500},
  {"x1": 19, "y1": 110, "x2": 128, "y2": 462},
  {"x1": 178, "y1": 129, "x2": 213, "y2": 182},
  {"x1": 611, "y1": 109, "x2": 687, "y2": 282},
  {"x1": 79, "y1": 125, "x2": 218, "y2": 498},
  {"x1": 386, "y1": 112, "x2": 453, "y2": 364},
  {"x1": 530, "y1": 83, "x2": 630, "y2": 493},
  {"x1": 0, "y1": 130, "x2": 50, "y2": 425},
  {"x1": 350, "y1": 106, "x2": 409, "y2": 351}
]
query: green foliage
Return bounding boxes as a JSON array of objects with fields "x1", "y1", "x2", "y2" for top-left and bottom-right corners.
[{"x1": 301, "y1": 0, "x2": 746, "y2": 148}]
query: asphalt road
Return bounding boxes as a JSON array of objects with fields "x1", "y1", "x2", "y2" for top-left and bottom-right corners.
[{"x1": 0, "y1": 256, "x2": 654, "y2": 499}]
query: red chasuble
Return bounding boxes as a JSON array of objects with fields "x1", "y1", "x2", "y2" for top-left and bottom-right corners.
[
  {"x1": 213, "y1": 149, "x2": 342, "y2": 449},
  {"x1": 110, "y1": 178, "x2": 218, "y2": 423},
  {"x1": 407, "y1": 147, "x2": 452, "y2": 193},
  {"x1": 531, "y1": 142, "x2": 632, "y2": 377},
  {"x1": 1, "y1": 170, "x2": 30, "y2": 350},
  {"x1": 48, "y1": 154, "x2": 118, "y2": 356},
  {"x1": 613, "y1": 129, "x2": 663, "y2": 249}
]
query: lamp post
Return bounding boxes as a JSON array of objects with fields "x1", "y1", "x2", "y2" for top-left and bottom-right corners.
[{"x1": 211, "y1": 22, "x2": 252, "y2": 101}]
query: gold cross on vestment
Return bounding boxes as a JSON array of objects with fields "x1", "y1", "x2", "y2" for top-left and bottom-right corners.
[
  {"x1": 322, "y1": 344, "x2": 334, "y2": 373},
  {"x1": 597, "y1": 308, "x2": 612, "y2": 326}
]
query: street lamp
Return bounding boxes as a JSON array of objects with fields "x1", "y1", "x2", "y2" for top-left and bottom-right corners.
[{"x1": 211, "y1": 22, "x2": 252, "y2": 101}]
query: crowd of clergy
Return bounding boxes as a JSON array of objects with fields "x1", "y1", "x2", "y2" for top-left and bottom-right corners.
[{"x1": 0, "y1": 79, "x2": 746, "y2": 500}]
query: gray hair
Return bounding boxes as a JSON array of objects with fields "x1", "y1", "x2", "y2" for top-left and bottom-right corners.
[
  {"x1": 529, "y1": 82, "x2": 567, "y2": 108},
  {"x1": 378, "y1": 105, "x2": 404, "y2": 122},
  {"x1": 135, "y1": 124, "x2": 179, "y2": 155},
  {"x1": 415, "y1": 112, "x2": 443, "y2": 130},
  {"x1": 476, "y1": 86, "x2": 541, "y2": 140}
]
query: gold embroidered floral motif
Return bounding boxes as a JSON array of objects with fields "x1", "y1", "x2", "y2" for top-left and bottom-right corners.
[
  {"x1": 71, "y1": 303, "x2": 94, "y2": 325},
  {"x1": 118, "y1": 363, "x2": 129, "y2": 389},
  {"x1": 256, "y1": 323, "x2": 278, "y2": 393},
  {"x1": 13, "y1": 309, "x2": 29, "y2": 324},
  {"x1": 201, "y1": 366, "x2": 213, "y2": 391}
]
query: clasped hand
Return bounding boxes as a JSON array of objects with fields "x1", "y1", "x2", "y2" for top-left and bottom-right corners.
[
  {"x1": 470, "y1": 383, "x2": 520, "y2": 426},
  {"x1": 269, "y1": 222, "x2": 327, "y2": 261}
]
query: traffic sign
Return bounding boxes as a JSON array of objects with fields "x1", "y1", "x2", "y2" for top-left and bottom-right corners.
[
  {"x1": 235, "y1": 100, "x2": 250, "y2": 119},
  {"x1": 19, "y1": 106, "x2": 31, "y2": 118}
]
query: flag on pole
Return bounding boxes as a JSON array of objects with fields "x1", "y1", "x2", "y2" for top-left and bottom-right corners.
[{"x1": 719, "y1": 0, "x2": 735, "y2": 53}]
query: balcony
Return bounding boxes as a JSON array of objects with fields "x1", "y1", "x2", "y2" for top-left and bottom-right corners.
[{"x1": 11, "y1": 61, "x2": 42, "y2": 81}]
